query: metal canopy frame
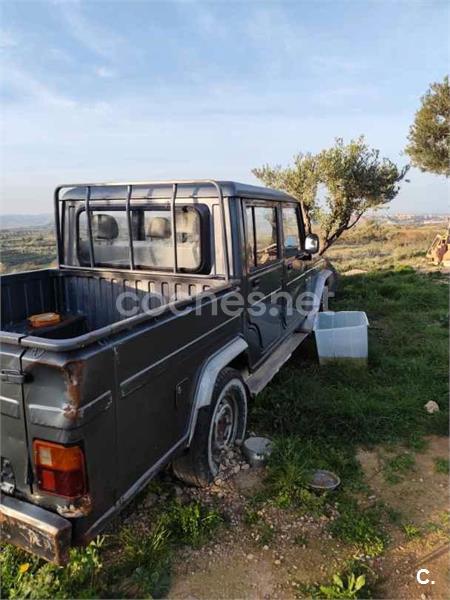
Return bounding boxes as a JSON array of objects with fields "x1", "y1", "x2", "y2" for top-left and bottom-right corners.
[{"x1": 54, "y1": 179, "x2": 230, "y2": 280}]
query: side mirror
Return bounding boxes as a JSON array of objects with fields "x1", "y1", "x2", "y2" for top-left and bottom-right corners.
[{"x1": 304, "y1": 233, "x2": 320, "y2": 254}]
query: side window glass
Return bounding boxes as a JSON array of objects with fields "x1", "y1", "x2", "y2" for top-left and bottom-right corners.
[
  {"x1": 253, "y1": 206, "x2": 279, "y2": 267},
  {"x1": 282, "y1": 207, "x2": 301, "y2": 257}
]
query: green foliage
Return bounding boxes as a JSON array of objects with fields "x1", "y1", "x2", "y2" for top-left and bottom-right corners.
[
  {"x1": 252, "y1": 153, "x2": 319, "y2": 232},
  {"x1": 114, "y1": 500, "x2": 221, "y2": 596},
  {"x1": 383, "y1": 452, "x2": 415, "y2": 484},
  {"x1": 118, "y1": 520, "x2": 171, "y2": 597},
  {"x1": 316, "y1": 137, "x2": 408, "y2": 253},
  {"x1": 385, "y1": 506, "x2": 403, "y2": 526},
  {"x1": 1, "y1": 500, "x2": 222, "y2": 599},
  {"x1": 1, "y1": 538, "x2": 104, "y2": 599},
  {"x1": 434, "y1": 457, "x2": 450, "y2": 474},
  {"x1": 405, "y1": 76, "x2": 450, "y2": 176},
  {"x1": 252, "y1": 270, "x2": 448, "y2": 453},
  {"x1": 330, "y1": 500, "x2": 386, "y2": 557},
  {"x1": 263, "y1": 437, "x2": 353, "y2": 511},
  {"x1": 252, "y1": 137, "x2": 408, "y2": 252},
  {"x1": 164, "y1": 501, "x2": 222, "y2": 547},
  {"x1": 403, "y1": 523, "x2": 421, "y2": 540},
  {"x1": 319, "y1": 572, "x2": 367, "y2": 599},
  {"x1": 264, "y1": 438, "x2": 309, "y2": 505}
]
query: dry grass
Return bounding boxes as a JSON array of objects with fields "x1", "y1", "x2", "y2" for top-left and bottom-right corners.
[{"x1": 325, "y1": 221, "x2": 445, "y2": 273}]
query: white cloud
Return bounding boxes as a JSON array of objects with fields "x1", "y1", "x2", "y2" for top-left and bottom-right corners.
[
  {"x1": 2, "y1": 63, "x2": 77, "y2": 109},
  {"x1": 95, "y1": 66, "x2": 116, "y2": 78},
  {"x1": 57, "y1": 0, "x2": 123, "y2": 60}
]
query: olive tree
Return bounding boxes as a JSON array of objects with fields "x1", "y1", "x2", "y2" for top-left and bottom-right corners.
[
  {"x1": 316, "y1": 137, "x2": 408, "y2": 253},
  {"x1": 405, "y1": 76, "x2": 449, "y2": 177},
  {"x1": 252, "y1": 153, "x2": 319, "y2": 233},
  {"x1": 253, "y1": 137, "x2": 408, "y2": 254}
]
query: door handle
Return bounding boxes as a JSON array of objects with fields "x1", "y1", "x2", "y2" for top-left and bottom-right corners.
[
  {"x1": 252, "y1": 278, "x2": 261, "y2": 288},
  {"x1": 0, "y1": 370, "x2": 32, "y2": 384}
]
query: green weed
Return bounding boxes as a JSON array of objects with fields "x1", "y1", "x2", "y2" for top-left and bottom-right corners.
[
  {"x1": 330, "y1": 499, "x2": 386, "y2": 557},
  {"x1": 434, "y1": 457, "x2": 449, "y2": 474},
  {"x1": 403, "y1": 524, "x2": 421, "y2": 540},
  {"x1": 117, "y1": 520, "x2": 171, "y2": 597},
  {"x1": 165, "y1": 501, "x2": 222, "y2": 547},
  {"x1": 1, "y1": 499, "x2": 222, "y2": 599},
  {"x1": 1, "y1": 538, "x2": 104, "y2": 599},
  {"x1": 385, "y1": 506, "x2": 403, "y2": 526},
  {"x1": 383, "y1": 453, "x2": 415, "y2": 484},
  {"x1": 319, "y1": 572, "x2": 367, "y2": 599}
]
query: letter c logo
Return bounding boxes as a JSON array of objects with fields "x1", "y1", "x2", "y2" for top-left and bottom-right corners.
[{"x1": 417, "y1": 569, "x2": 430, "y2": 585}]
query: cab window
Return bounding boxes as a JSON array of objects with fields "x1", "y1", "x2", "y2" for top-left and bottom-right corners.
[
  {"x1": 245, "y1": 204, "x2": 279, "y2": 269},
  {"x1": 78, "y1": 206, "x2": 203, "y2": 271},
  {"x1": 281, "y1": 206, "x2": 301, "y2": 257}
]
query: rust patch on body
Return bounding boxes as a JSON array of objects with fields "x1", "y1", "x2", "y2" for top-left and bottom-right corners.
[
  {"x1": 56, "y1": 494, "x2": 92, "y2": 518},
  {"x1": 62, "y1": 360, "x2": 84, "y2": 420}
]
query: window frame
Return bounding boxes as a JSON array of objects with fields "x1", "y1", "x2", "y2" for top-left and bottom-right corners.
[
  {"x1": 280, "y1": 202, "x2": 304, "y2": 258},
  {"x1": 75, "y1": 203, "x2": 211, "y2": 274},
  {"x1": 243, "y1": 200, "x2": 282, "y2": 272}
]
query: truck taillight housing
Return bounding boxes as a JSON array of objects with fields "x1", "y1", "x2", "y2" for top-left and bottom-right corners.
[{"x1": 33, "y1": 440, "x2": 87, "y2": 499}]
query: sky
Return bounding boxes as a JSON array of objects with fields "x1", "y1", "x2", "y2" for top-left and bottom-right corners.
[{"x1": 0, "y1": 0, "x2": 448, "y2": 215}]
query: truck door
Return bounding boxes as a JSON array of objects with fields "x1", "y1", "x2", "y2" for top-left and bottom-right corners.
[
  {"x1": 280, "y1": 203, "x2": 308, "y2": 330},
  {"x1": 0, "y1": 343, "x2": 30, "y2": 497},
  {"x1": 244, "y1": 201, "x2": 283, "y2": 362}
]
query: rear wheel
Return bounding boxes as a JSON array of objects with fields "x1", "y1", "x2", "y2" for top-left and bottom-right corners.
[{"x1": 173, "y1": 368, "x2": 247, "y2": 487}]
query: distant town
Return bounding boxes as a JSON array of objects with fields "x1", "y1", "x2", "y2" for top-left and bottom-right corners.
[{"x1": 371, "y1": 213, "x2": 449, "y2": 225}]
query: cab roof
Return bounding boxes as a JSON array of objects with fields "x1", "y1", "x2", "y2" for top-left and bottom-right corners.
[{"x1": 59, "y1": 180, "x2": 295, "y2": 203}]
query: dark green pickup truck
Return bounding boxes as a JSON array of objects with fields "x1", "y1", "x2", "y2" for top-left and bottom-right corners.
[{"x1": 0, "y1": 179, "x2": 332, "y2": 563}]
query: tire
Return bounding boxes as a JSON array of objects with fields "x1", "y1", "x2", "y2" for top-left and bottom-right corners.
[{"x1": 173, "y1": 368, "x2": 248, "y2": 487}]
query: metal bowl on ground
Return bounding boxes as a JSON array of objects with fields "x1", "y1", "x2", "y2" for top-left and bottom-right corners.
[
  {"x1": 242, "y1": 436, "x2": 273, "y2": 468},
  {"x1": 308, "y1": 469, "x2": 341, "y2": 491}
]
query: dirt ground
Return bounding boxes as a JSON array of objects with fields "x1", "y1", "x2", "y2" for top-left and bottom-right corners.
[
  {"x1": 358, "y1": 436, "x2": 449, "y2": 600},
  {"x1": 168, "y1": 436, "x2": 449, "y2": 599}
]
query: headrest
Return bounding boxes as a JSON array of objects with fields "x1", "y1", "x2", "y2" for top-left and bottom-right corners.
[
  {"x1": 176, "y1": 210, "x2": 198, "y2": 234},
  {"x1": 147, "y1": 217, "x2": 171, "y2": 239},
  {"x1": 93, "y1": 214, "x2": 119, "y2": 240}
]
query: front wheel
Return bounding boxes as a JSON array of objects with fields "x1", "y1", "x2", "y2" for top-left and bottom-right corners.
[{"x1": 173, "y1": 368, "x2": 247, "y2": 487}]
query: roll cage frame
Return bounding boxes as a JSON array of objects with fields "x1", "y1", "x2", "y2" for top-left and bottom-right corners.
[{"x1": 54, "y1": 179, "x2": 231, "y2": 280}]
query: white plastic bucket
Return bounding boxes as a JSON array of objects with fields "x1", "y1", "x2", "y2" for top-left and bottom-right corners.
[{"x1": 313, "y1": 311, "x2": 369, "y2": 365}]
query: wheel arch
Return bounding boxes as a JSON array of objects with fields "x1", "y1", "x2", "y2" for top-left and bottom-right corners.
[
  {"x1": 299, "y1": 267, "x2": 335, "y2": 331},
  {"x1": 186, "y1": 337, "x2": 248, "y2": 445}
]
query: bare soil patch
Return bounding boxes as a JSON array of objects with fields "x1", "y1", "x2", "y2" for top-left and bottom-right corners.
[
  {"x1": 358, "y1": 436, "x2": 449, "y2": 599},
  {"x1": 168, "y1": 437, "x2": 449, "y2": 599}
]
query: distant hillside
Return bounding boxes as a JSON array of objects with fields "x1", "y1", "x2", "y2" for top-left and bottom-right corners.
[{"x1": 0, "y1": 214, "x2": 53, "y2": 229}]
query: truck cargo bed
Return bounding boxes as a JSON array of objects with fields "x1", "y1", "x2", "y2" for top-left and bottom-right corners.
[{"x1": 1, "y1": 268, "x2": 223, "y2": 346}]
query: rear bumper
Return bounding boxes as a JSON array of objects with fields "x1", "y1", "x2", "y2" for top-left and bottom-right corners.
[{"x1": 0, "y1": 495, "x2": 72, "y2": 564}]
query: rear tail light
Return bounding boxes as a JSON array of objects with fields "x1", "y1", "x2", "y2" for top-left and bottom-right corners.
[{"x1": 33, "y1": 440, "x2": 87, "y2": 499}]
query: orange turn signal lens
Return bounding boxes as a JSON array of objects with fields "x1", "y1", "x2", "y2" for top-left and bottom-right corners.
[{"x1": 33, "y1": 440, "x2": 87, "y2": 498}]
